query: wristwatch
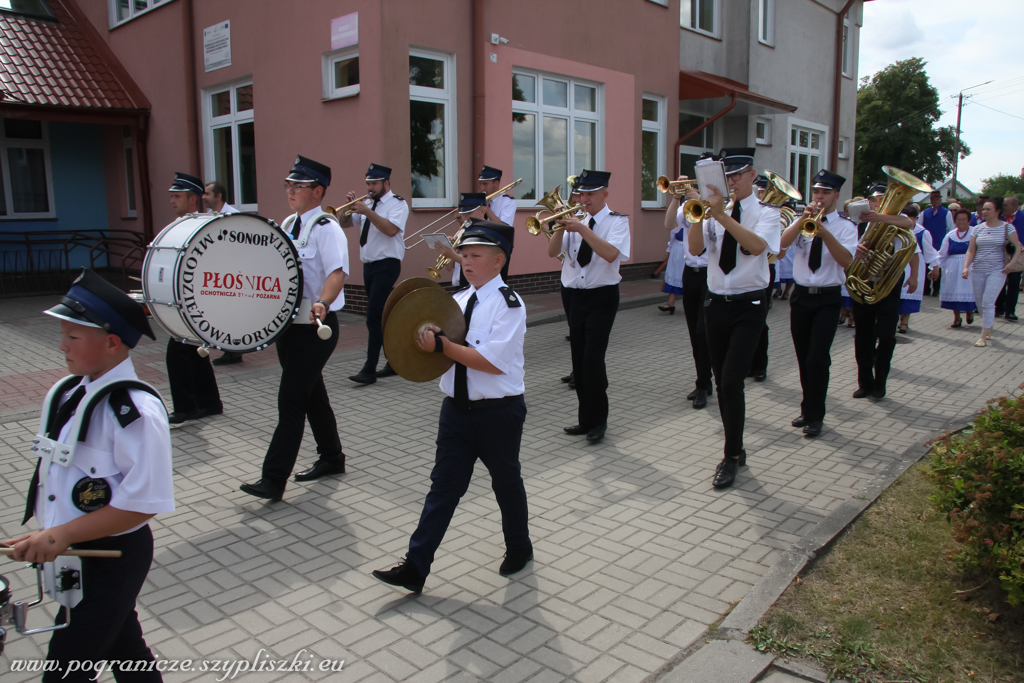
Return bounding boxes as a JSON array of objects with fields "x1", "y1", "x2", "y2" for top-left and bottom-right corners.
[{"x1": 316, "y1": 299, "x2": 330, "y2": 308}]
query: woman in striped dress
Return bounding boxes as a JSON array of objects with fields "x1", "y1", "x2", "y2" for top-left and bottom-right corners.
[{"x1": 962, "y1": 197, "x2": 1023, "y2": 347}]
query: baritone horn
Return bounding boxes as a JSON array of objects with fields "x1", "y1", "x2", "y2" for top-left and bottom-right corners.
[
  {"x1": 845, "y1": 166, "x2": 932, "y2": 305},
  {"x1": 656, "y1": 176, "x2": 698, "y2": 195},
  {"x1": 759, "y1": 170, "x2": 802, "y2": 264}
]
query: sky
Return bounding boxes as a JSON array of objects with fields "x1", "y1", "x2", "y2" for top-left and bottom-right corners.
[{"x1": 858, "y1": 0, "x2": 1024, "y2": 192}]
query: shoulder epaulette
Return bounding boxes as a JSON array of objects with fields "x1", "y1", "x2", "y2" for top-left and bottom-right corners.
[
  {"x1": 392, "y1": 194, "x2": 405, "y2": 202},
  {"x1": 108, "y1": 387, "x2": 142, "y2": 428},
  {"x1": 316, "y1": 216, "x2": 332, "y2": 226},
  {"x1": 498, "y1": 286, "x2": 522, "y2": 308},
  {"x1": 502, "y1": 194, "x2": 513, "y2": 200},
  {"x1": 609, "y1": 211, "x2": 628, "y2": 217}
]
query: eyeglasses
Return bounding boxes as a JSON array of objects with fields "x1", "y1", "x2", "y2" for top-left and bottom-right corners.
[{"x1": 285, "y1": 183, "x2": 314, "y2": 192}]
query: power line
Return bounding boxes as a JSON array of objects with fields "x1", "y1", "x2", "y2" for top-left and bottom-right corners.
[{"x1": 967, "y1": 101, "x2": 1024, "y2": 123}]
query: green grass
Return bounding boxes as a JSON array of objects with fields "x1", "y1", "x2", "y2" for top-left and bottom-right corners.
[{"x1": 751, "y1": 465, "x2": 1024, "y2": 682}]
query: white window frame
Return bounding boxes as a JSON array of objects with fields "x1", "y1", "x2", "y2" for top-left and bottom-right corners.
[
  {"x1": 641, "y1": 94, "x2": 667, "y2": 209},
  {"x1": 841, "y1": 19, "x2": 853, "y2": 78},
  {"x1": 681, "y1": 0, "x2": 720, "y2": 38},
  {"x1": 787, "y1": 118, "x2": 829, "y2": 201},
  {"x1": 646, "y1": 0, "x2": 668, "y2": 5},
  {"x1": 755, "y1": 117, "x2": 772, "y2": 146},
  {"x1": 511, "y1": 69, "x2": 604, "y2": 208},
  {"x1": 322, "y1": 46, "x2": 360, "y2": 101},
  {"x1": 758, "y1": 0, "x2": 775, "y2": 46},
  {"x1": 838, "y1": 136, "x2": 850, "y2": 160},
  {"x1": 123, "y1": 126, "x2": 137, "y2": 217},
  {"x1": 108, "y1": 0, "x2": 172, "y2": 28},
  {"x1": 201, "y1": 78, "x2": 258, "y2": 213},
  {"x1": 0, "y1": 119, "x2": 56, "y2": 220},
  {"x1": 409, "y1": 48, "x2": 457, "y2": 209}
]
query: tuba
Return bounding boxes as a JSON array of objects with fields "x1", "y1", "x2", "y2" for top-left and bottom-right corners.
[
  {"x1": 759, "y1": 170, "x2": 802, "y2": 264},
  {"x1": 845, "y1": 166, "x2": 932, "y2": 305}
]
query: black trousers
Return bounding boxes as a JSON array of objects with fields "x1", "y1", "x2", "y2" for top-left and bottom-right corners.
[
  {"x1": 165, "y1": 339, "x2": 221, "y2": 414},
  {"x1": 789, "y1": 286, "x2": 842, "y2": 422},
  {"x1": 44, "y1": 526, "x2": 161, "y2": 683},
  {"x1": 995, "y1": 271, "x2": 1021, "y2": 315},
  {"x1": 567, "y1": 285, "x2": 619, "y2": 428},
  {"x1": 362, "y1": 257, "x2": 402, "y2": 371},
  {"x1": 261, "y1": 312, "x2": 343, "y2": 484},
  {"x1": 923, "y1": 268, "x2": 940, "y2": 296},
  {"x1": 681, "y1": 266, "x2": 712, "y2": 392},
  {"x1": 704, "y1": 295, "x2": 767, "y2": 459},
  {"x1": 751, "y1": 263, "x2": 775, "y2": 374},
  {"x1": 407, "y1": 396, "x2": 530, "y2": 577},
  {"x1": 851, "y1": 275, "x2": 903, "y2": 392}
]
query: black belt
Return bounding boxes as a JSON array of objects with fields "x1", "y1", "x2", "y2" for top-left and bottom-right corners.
[
  {"x1": 706, "y1": 290, "x2": 764, "y2": 302},
  {"x1": 685, "y1": 265, "x2": 707, "y2": 273},
  {"x1": 453, "y1": 395, "x2": 523, "y2": 411},
  {"x1": 794, "y1": 284, "x2": 841, "y2": 295}
]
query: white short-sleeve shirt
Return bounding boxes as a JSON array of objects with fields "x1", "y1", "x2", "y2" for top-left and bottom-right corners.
[
  {"x1": 488, "y1": 194, "x2": 517, "y2": 225},
  {"x1": 791, "y1": 211, "x2": 858, "y2": 287},
  {"x1": 287, "y1": 206, "x2": 350, "y2": 310},
  {"x1": 677, "y1": 206, "x2": 708, "y2": 268},
  {"x1": 703, "y1": 193, "x2": 781, "y2": 295},
  {"x1": 560, "y1": 204, "x2": 631, "y2": 289},
  {"x1": 351, "y1": 190, "x2": 409, "y2": 263}
]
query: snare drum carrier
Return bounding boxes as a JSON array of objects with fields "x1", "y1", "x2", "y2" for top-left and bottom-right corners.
[{"x1": 142, "y1": 213, "x2": 303, "y2": 353}]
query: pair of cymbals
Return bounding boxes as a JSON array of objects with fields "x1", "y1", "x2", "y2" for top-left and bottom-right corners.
[{"x1": 382, "y1": 278, "x2": 466, "y2": 382}]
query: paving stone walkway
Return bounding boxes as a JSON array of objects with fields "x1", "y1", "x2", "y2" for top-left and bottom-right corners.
[{"x1": 2, "y1": 287, "x2": 1022, "y2": 682}]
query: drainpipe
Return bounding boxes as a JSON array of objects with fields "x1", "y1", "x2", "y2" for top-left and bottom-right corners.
[
  {"x1": 673, "y1": 93, "x2": 737, "y2": 177},
  {"x1": 472, "y1": 0, "x2": 486, "y2": 174},
  {"x1": 136, "y1": 112, "x2": 153, "y2": 241},
  {"x1": 183, "y1": 0, "x2": 201, "y2": 177},
  {"x1": 829, "y1": 0, "x2": 856, "y2": 170}
]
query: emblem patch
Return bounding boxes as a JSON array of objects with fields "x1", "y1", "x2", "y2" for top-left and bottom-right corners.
[{"x1": 71, "y1": 477, "x2": 111, "y2": 512}]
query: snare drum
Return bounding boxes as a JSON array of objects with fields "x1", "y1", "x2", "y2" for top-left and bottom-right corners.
[{"x1": 142, "y1": 213, "x2": 303, "y2": 353}]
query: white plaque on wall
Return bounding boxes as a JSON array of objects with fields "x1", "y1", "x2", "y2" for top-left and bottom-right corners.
[{"x1": 204, "y1": 21, "x2": 231, "y2": 72}]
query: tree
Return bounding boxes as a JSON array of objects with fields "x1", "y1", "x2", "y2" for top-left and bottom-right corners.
[
  {"x1": 980, "y1": 173, "x2": 1024, "y2": 199},
  {"x1": 854, "y1": 58, "x2": 970, "y2": 193}
]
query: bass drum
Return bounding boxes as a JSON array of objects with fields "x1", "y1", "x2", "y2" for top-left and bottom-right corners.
[{"x1": 142, "y1": 213, "x2": 303, "y2": 353}]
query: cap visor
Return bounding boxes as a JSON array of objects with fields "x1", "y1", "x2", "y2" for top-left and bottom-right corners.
[
  {"x1": 285, "y1": 172, "x2": 317, "y2": 183},
  {"x1": 44, "y1": 304, "x2": 103, "y2": 328}
]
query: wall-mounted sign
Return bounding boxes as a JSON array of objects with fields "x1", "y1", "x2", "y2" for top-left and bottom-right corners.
[
  {"x1": 331, "y1": 12, "x2": 358, "y2": 50},
  {"x1": 204, "y1": 21, "x2": 231, "y2": 72}
]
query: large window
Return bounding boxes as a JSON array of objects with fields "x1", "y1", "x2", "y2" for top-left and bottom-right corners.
[
  {"x1": 677, "y1": 110, "x2": 716, "y2": 180},
  {"x1": 109, "y1": 0, "x2": 171, "y2": 27},
  {"x1": 641, "y1": 95, "x2": 666, "y2": 208},
  {"x1": 409, "y1": 49, "x2": 456, "y2": 208},
  {"x1": 202, "y1": 80, "x2": 257, "y2": 211},
  {"x1": 123, "y1": 126, "x2": 136, "y2": 217},
  {"x1": 0, "y1": 118, "x2": 54, "y2": 219},
  {"x1": 758, "y1": 0, "x2": 774, "y2": 46},
  {"x1": 788, "y1": 121, "x2": 827, "y2": 200},
  {"x1": 681, "y1": 0, "x2": 718, "y2": 38},
  {"x1": 511, "y1": 71, "x2": 601, "y2": 204}
]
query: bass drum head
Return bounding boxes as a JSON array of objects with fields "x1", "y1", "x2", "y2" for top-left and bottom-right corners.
[{"x1": 176, "y1": 214, "x2": 302, "y2": 352}]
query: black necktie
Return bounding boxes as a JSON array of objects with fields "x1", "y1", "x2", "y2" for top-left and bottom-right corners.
[
  {"x1": 359, "y1": 198, "x2": 380, "y2": 247},
  {"x1": 454, "y1": 293, "x2": 478, "y2": 408},
  {"x1": 23, "y1": 385, "x2": 86, "y2": 525},
  {"x1": 808, "y1": 216, "x2": 826, "y2": 273},
  {"x1": 578, "y1": 217, "x2": 596, "y2": 267},
  {"x1": 719, "y1": 202, "x2": 741, "y2": 274},
  {"x1": 290, "y1": 215, "x2": 302, "y2": 239}
]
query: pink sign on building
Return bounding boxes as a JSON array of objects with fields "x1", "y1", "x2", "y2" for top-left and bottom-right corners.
[{"x1": 331, "y1": 12, "x2": 358, "y2": 51}]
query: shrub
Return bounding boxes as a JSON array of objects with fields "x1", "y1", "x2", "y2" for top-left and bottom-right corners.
[{"x1": 928, "y1": 395, "x2": 1024, "y2": 606}]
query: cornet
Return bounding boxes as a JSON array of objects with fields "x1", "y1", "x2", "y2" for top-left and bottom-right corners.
[
  {"x1": 325, "y1": 193, "x2": 371, "y2": 218},
  {"x1": 796, "y1": 203, "x2": 827, "y2": 238},
  {"x1": 682, "y1": 191, "x2": 735, "y2": 224},
  {"x1": 656, "y1": 176, "x2": 698, "y2": 196}
]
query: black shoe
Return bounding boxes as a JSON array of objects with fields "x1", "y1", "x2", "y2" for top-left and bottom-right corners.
[
  {"x1": 753, "y1": 371, "x2": 767, "y2": 382},
  {"x1": 294, "y1": 459, "x2": 346, "y2": 482},
  {"x1": 372, "y1": 560, "x2": 425, "y2": 594},
  {"x1": 499, "y1": 547, "x2": 534, "y2": 576},
  {"x1": 871, "y1": 387, "x2": 886, "y2": 400},
  {"x1": 561, "y1": 372, "x2": 574, "y2": 383},
  {"x1": 586, "y1": 425, "x2": 606, "y2": 442},
  {"x1": 192, "y1": 406, "x2": 221, "y2": 420},
  {"x1": 658, "y1": 305, "x2": 675, "y2": 314},
  {"x1": 168, "y1": 409, "x2": 201, "y2": 425},
  {"x1": 713, "y1": 457, "x2": 740, "y2": 488},
  {"x1": 563, "y1": 424, "x2": 589, "y2": 435},
  {"x1": 212, "y1": 351, "x2": 243, "y2": 366},
  {"x1": 1006, "y1": 313, "x2": 1018, "y2": 322},
  {"x1": 686, "y1": 388, "x2": 698, "y2": 400},
  {"x1": 348, "y1": 370, "x2": 377, "y2": 384},
  {"x1": 239, "y1": 478, "x2": 284, "y2": 502},
  {"x1": 852, "y1": 388, "x2": 872, "y2": 399},
  {"x1": 565, "y1": 335, "x2": 571, "y2": 341},
  {"x1": 791, "y1": 415, "x2": 807, "y2": 428},
  {"x1": 376, "y1": 363, "x2": 397, "y2": 378},
  {"x1": 568, "y1": 379, "x2": 576, "y2": 389},
  {"x1": 692, "y1": 389, "x2": 707, "y2": 410},
  {"x1": 802, "y1": 421, "x2": 823, "y2": 437}
]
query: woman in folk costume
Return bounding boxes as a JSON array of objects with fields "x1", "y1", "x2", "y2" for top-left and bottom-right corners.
[
  {"x1": 930, "y1": 208, "x2": 976, "y2": 328},
  {"x1": 898, "y1": 206, "x2": 938, "y2": 333},
  {"x1": 659, "y1": 222, "x2": 688, "y2": 314}
]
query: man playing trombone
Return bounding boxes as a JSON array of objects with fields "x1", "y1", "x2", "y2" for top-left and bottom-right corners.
[
  {"x1": 340, "y1": 163, "x2": 409, "y2": 384},
  {"x1": 450, "y1": 166, "x2": 517, "y2": 287}
]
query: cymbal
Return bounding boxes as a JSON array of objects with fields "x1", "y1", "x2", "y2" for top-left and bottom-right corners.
[
  {"x1": 383, "y1": 288, "x2": 466, "y2": 383},
  {"x1": 382, "y1": 277, "x2": 443, "y2": 331}
]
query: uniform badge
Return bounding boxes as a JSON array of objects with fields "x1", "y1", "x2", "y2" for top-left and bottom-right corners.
[
  {"x1": 740, "y1": 247, "x2": 752, "y2": 256},
  {"x1": 71, "y1": 477, "x2": 111, "y2": 512},
  {"x1": 498, "y1": 286, "x2": 521, "y2": 308},
  {"x1": 119, "y1": 405, "x2": 130, "y2": 416}
]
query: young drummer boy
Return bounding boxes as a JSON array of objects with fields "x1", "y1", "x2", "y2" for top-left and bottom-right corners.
[{"x1": 4, "y1": 269, "x2": 174, "y2": 682}]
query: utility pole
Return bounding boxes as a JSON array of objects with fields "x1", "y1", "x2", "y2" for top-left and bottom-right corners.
[{"x1": 951, "y1": 80, "x2": 993, "y2": 201}]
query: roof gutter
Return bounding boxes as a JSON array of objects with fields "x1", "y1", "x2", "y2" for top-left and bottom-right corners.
[
  {"x1": 673, "y1": 93, "x2": 737, "y2": 177},
  {"x1": 830, "y1": 0, "x2": 856, "y2": 170},
  {"x1": 183, "y1": 0, "x2": 201, "y2": 177},
  {"x1": 473, "y1": 0, "x2": 485, "y2": 177}
]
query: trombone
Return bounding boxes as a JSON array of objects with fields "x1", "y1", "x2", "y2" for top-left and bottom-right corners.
[
  {"x1": 656, "y1": 175, "x2": 698, "y2": 195},
  {"x1": 406, "y1": 177, "x2": 523, "y2": 248},
  {"x1": 325, "y1": 193, "x2": 371, "y2": 218},
  {"x1": 426, "y1": 220, "x2": 471, "y2": 279}
]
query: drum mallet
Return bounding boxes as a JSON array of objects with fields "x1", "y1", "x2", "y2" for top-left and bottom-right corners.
[{"x1": 315, "y1": 317, "x2": 333, "y2": 340}]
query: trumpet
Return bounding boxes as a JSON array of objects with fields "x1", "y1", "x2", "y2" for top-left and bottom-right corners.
[
  {"x1": 326, "y1": 193, "x2": 372, "y2": 218},
  {"x1": 406, "y1": 178, "x2": 523, "y2": 248},
  {"x1": 796, "y1": 203, "x2": 827, "y2": 238},
  {"x1": 656, "y1": 175, "x2": 698, "y2": 195},
  {"x1": 426, "y1": 221, "x2": 470, "y2": 280},
  {"x1": 682, "y1": 191, "x2": 735, "y2": 224}
]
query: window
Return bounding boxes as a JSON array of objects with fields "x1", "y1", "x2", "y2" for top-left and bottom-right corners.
[
  {"x1": 641, "y1": 95, "x2": 666, "y2": 207},
  {"x1": 681, "y1": 0, "x2": 718, "y2": 37},
  {"x1": 123, "y1": 126, "x2": 136, "y2": 217},
  {"x1": 758, "y1": 0, "x2": 774, "y2": 45},
  {"x1": 838, "y1": 136, "x2": 849, "y2": 160},
  {"x1": 202, "y1": 80, "x2": 257, "y2": 211},
  {"x1": 0, "y1": 0, "x2": 55, "y2": 20},
  {"x1": 409, "y1": 49, "x2": 456, "y2": 207},
  {"x1": 109, "y1": 0, "x2": 170, "y2": 27},
  {"x1": 755, "y1": 117, "x2": 772, "y2": 145},
  {"x1": 511, "y1": 71, "x2": 601, "y2": 204},
  {"x1": 322, "y1": 46, "x2": 359, "y2": 100},
  {"x1": 788, "y1": 120, "x2": 827, "y2": 200},
  {"x1": 842, "y1": 19, "x2": 852, "y2": 77},
  {"x1": 677, "y1": 110, "x2": 716, "y2": 180},
  {"x1": 0, "y1": 118, "x2": 54, "y2": 218}
]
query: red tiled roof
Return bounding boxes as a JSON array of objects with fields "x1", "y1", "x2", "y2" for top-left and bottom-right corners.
[{"x1": 0, "y1": 0, "x2": 146, "y2": 111}]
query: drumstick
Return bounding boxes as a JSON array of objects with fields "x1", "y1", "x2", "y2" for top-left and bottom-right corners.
[
  {"x1": 1, "y1": 548, "x2": 122, "y2": 559},
  {"x1": 315, "y1": 317, "x2": 333, "y2": 340}
]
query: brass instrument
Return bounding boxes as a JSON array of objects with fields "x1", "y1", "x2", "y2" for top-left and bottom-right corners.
[
  {"x1": 682, "y1": 191, "x2": 735, "y2": 224},
  {"x1": 525, "y1": 186, "x2": 582, "y2": 237},
  {"x1": 845, "y1": 166, "x2": 932, "y2": 305},
  {"x1": 325, "y1": 193, "x2": 372, "y2": 218},
  {"x1": 796, "y1": 203, "x2": 827, "y2": 238},
  {"x1": 759, "y1": 170, "x2": 802, "y2": 264},
  {"x1": 656, "y1": 175, "x2": 698, "y2": 195},
  {"x1": 427, "y1": 220, "x2": 470, "y2": 280},
  {"x1": 405, "y1": 177, "x2": 523, "y2": 248}
]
